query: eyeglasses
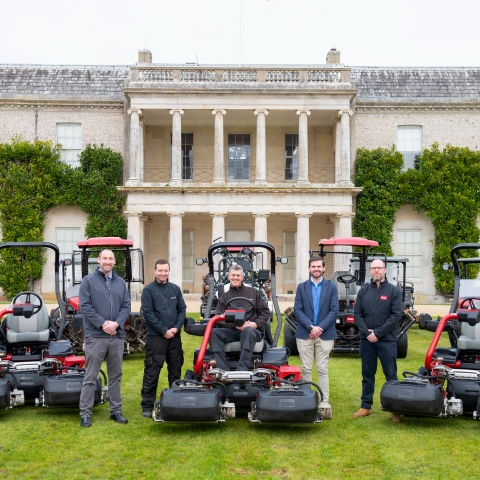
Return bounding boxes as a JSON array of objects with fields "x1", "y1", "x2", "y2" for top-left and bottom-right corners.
[{"x1": 370, "y1": 267, "x2": 385, "y2": 271}]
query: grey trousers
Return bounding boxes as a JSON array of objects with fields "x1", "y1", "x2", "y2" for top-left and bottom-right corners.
[
  {"x1": 79, "y1": 336, "x2": 124, "y2": 417},
  {"x1": 210, "y1": 327, "x2": 262, "y2": 371}
]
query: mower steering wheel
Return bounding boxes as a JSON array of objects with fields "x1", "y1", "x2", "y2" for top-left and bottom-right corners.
[
  {"x1": 224, "y1": 296, "x2": 256, "y2": 319},
  {"x1": 11, "y1": 291, "x2": 44, "y2": 315},
  {"x1": 336, "y1": 274, "x2": 356, "y2": 286},
  {"x1": 459, "y1": 297, "x2": 480, "y2": 310}
]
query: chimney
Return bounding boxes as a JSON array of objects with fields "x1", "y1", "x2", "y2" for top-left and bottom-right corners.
[
  {"x1": 138, "y1": 49, "x2": 152, "y2": 63},
  {"x1": 326, "y1": 48, "x2": 340, "y2": 64}
]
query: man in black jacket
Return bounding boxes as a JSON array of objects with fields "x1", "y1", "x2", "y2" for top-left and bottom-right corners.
[
  {"x1": 140, "y1": 259, "x2": 186, "y2": 418},
  {"x1": 353, "y1": 259, "x2": 403, "y2": 422},
  {"x1": 210, "y1": 264, "x2": 270, "y2": 371}
]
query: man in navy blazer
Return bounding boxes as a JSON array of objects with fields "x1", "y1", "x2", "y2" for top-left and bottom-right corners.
[{"x1": 294, "y1": 255, "x2": 339, "y2": 419}]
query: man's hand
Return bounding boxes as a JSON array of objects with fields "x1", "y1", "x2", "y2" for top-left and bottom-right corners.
[
  {"x1": 367, "y1": 329, "x2": 378, "y2": 343},
  {"x1": 237, "y1": 321, "x2": 257, "y2": 331},
  {"x1": 102, "y1": 320, "x2": 118, "y2": 335},
  {"x1": 309, "y1": 326, "x2": 323, "y2": 339},
  {"x1": 163, "y1": 328, "x2": 178, "y2": 339}
]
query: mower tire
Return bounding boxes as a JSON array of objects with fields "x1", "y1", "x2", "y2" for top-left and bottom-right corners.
[
  {"x1": 283, "y1": 322, "x2": 298, "y2": 356},
  {"x1": 397, "y1": 332, "x2": 408, "y2": 358}
]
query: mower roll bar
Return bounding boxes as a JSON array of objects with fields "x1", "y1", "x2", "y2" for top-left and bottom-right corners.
[
  {"x1": 205, "y1": 241, "x2": 283, "y2": 346},
  {"x1": 448, "y1": 243, "x2": 480, "y2": 314},
  {"x1": 0, "y1": 241, "x2": 66, "y2": 340}
]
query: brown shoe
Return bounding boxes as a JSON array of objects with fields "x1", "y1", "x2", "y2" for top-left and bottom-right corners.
[
  {"x1": 353, "y1": 408, "x2": 372, "y2": 418},
  {"x1": 391, "y1": 413, "x2": 402, "y2": 423}
]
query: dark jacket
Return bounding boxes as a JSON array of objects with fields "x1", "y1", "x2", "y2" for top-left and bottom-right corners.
[
  {"x1": 141, "y1": 280, "x2": 186, "y2": 336},
  {"x1": 215, "y1": 283, "x2": 270, "y2": 335},
  {"x1": 294, "y1": 278, "x2": 339, "y2": 340},
  {"x1": 80, "y1": 268, "x2": 131, "y2": 339},
  {"x1": 354, "y1": 279, "x2": 403, "y2": 342}
]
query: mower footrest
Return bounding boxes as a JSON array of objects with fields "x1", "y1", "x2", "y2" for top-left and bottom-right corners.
[
  {"x1": 253, "y1": 388, "x2": 319, "y2": 423},
  {"x1": 380, "y1": 380, "x2": 444, "y2": 417}
]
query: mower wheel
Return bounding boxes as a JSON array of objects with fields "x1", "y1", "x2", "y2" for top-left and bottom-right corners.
[
  {"x1": 397, "y1": 332, "x2": 408, "y2": 358},
  {"x1": 283, "y1": 322, "x2": 298, "y2": 356}
]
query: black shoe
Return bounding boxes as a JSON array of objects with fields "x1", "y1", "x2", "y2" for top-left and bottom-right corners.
[
  {"x1": 110, "y1": 412, "x2": 128, "y2": 424},
  {"x1": 142, "y1": 410, "x2": 152, "y2": 418},
  {"x1": 80, "y1": 416, "x2": 91, "y2": 428}
]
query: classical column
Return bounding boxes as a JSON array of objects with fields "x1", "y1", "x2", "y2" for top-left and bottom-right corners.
[
  {"x1": 211, "y1": 212, "x2": 227, "y2": 273},
  {"x1": 169, "y1": 109, "x2": 184, "y2": 187},
  {"x1": 168, "y1": 212, "x2": 184, "y2": 288},
  {"x1": 331, "y1": 213, "x2": 355, "y2": 271},
  {"x1": 254, "y1": 213, "x2": 269, "y2": 269},
  {"x1": 126, "y1": 108, "x2": 143, "y2": 186},
  {"x1": 295, "y1": 213, "x2": 312, "y2": 285},
  {"x1": 338, "y1": 109, "x2": 354, "y2": 186},
  {"x1": 254, "y1": 108, "x2": 269, "y2": 185},
  {"x1": 296, "y1": 109, "x2": 311, "y2": 185},
  {"x1": 212, "y1": 109, "x2": 226, "y2": 185},
  {"x1": 334, "y1": 119, "x2": 342, "y2": 184}
]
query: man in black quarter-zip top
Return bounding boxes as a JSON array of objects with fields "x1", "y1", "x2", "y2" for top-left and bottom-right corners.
[{"x1": 140, "y1": 259, "x2": 186, "y2": 419}]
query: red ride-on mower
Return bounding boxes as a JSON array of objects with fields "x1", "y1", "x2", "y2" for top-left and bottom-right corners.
[
  {"x1": 50, "y1": 237, "x2": 145, "y2": 355},
  {"x1": 0, "y1": 242, "x2": 106, "y2": 411},
  {"x1": 154, "y1": 241, "x2": 324, "y2": 424},
  {"x1": 284, "y1": 237, "x2": 416, "y2": 358},
  {"x1": 381, "y1": 243, "x2": 480, "y2": 420}
]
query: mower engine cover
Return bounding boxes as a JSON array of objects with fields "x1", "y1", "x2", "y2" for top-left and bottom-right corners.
[
  {"x1": 157, "y1": 387, "x2": 223, "y2": 422},
  {"x1": 380, "y1": 379, "x2": 444, "y2": 417},
  {"x1": 42, "y1": 374, "x2": 102, "y2": 407},
  {"x1": 0, "y1": 378, "x2": 10, "y2": 410},
  {"x1": 254, "y1": 387, "x2": 319, "y2": 423}
]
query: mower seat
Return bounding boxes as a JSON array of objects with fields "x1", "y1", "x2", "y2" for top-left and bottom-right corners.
[
  {"x1": 5, "y1": 303, "x2": 50, "y2": 343},
  {"x1": 457, "y1": 320, "x2": 480, "y2": 350},
  {"x1": 224, "y1": 340, "x2": 264, "y2": 353}
]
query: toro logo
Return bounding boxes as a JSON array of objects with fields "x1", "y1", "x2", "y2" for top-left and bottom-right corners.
[
  {"x1": 181, "y1": 396, "x2": 197, "y2": 406},
  {"x1": 380, "y1": 295, "x2": 388, "y2": 300},
  {"x1": 279, "y1": 399, "x2": 295, "y2": 408}
]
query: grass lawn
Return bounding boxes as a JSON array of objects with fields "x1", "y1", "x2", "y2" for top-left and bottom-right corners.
[{"x1": 0, "y1": 318, "x2": 478, "y2": 480}]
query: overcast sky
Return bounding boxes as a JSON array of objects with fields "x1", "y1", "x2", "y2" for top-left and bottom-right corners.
[{"x1": 2, "y1": 0, "x2": 479, "y2": 67}]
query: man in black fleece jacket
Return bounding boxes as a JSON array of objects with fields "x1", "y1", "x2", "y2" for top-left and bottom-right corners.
[
  {"x1": 140, "y1": 259, "x2": 186, "y2": 417},
  {"x1": 210, "y1": 264, "x2": 270, "y2": 371},
  {"x1": 353, "y1": 259, "x2": 403, "y2": 422}
]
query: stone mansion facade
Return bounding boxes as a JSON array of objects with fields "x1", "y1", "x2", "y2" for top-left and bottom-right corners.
[{"x1": 1, "y1": 49, "x2": 479, "y2": 302}]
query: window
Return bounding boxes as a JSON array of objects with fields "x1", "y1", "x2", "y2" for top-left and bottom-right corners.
[
  {"x1": 57, "y1": 124, "x2": 82, "y2": 167},
  {"x1": 182, "y1": 230, "x2": 194, "y2": 281},
  {"x1": 285, "y1": 134, "x2": 299, "y2": 180},
  {"x1": 397, "y1": 230, "x2": 422, "y2": 278},
  {"x1": 56, "y1": 228, "x2": 82, "y2": 286},
  {"x1": 228, "y1": 134, "x2": 250, "y2": 180},
  {"x1": 170, "y1": 133, "x2": 193, "y2": 180},
  {"x1": 397, "y1": 126, "x2": 422, "y2": 170},
  {"x1": 283, "y1": 231, "x2": 297, "y2": 281},
  {"x1": 226, "y1": 230, "x2": 251, "y2": 242}
]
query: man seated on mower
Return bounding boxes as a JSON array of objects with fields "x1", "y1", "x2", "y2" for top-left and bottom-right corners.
[{"x1": 210, "y1": 264, "x2": 270, "y2": 371}]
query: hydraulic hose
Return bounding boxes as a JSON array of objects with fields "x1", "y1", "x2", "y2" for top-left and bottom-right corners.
[
  {"x1": 275, "y1": 378, "x2": 324, "y2": 403},
  {"x1": 402, "y1": 370, "x2": 457, "y2": 397}
]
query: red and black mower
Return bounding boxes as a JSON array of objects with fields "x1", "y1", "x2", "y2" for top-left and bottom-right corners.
[
  {"x1": 50, "y1": 237, "x2": 145, "y2": 355},
  {"x1": 154, "y1": 241, "x2": 324, "y2": 424},
  {"x1": 0, "y1": 241, "x2": 106, "y2": 411},
  {"x1": 284, "y1": 237, "x2": 416, "y2": 358},
  {"x1": 381, "y1": 243, "x2": 480, "y2": 419}
]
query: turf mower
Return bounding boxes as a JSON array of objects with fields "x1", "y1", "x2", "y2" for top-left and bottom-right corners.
[
  {"x1": 0, "y1": 241, "x2": 106, "y2": 411},
  {"x1": 50, "y1": 237, "x2": 145, "y2": 355},
  {"x1": 284, "y1": 237, "x2": 416, "y2": 358},
  {"x1": 153, "y1": 241, "x2": 324, "y2": 424},
  {"x1": 381, "y1": 243, "x2": 480, "y2": 419}
]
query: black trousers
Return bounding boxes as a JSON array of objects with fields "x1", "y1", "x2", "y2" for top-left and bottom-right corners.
[{"x1": 141, "y1": 334, "x2": 184, "y2": 411}]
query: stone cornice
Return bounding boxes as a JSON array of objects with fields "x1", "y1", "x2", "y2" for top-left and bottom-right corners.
[
  {"x1": 118, "y1": 185, "x2": 363, "y2": 197},
  {"x1": 355, "y1": 103, "x2": 480, "y2": 112},
  {"x1": 0, "y1": 98, "x2": 124, "y2": 109}
]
